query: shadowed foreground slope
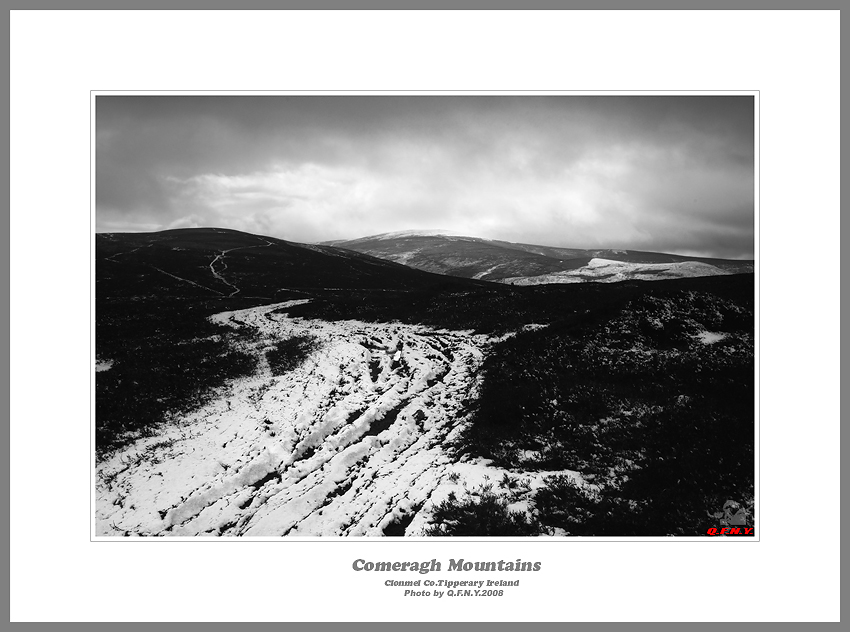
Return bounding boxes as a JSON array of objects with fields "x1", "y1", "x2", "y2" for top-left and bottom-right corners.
[{"x1": 96, "y1": 227, "x2": 754, "y2": 537}]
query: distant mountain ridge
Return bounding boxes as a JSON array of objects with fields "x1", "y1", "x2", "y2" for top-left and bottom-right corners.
[{"x1": 323, "y1": 231, "x2": 754, "y2": 284}]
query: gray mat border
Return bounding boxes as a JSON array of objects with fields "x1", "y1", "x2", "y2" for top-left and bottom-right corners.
[
  {"x1": 6, "y1": 3, "x2": 843, "y2": 630},
  {"x1": 4, "y1": 2, "x2": 848, "y2": 9}
]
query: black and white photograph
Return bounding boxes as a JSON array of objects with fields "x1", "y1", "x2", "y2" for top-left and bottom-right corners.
[{"x1": 94, "y1": 94, "x2": 756, "y2": 538}]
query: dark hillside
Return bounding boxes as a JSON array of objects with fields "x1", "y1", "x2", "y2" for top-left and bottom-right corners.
[
  {"x1": 96, "y1": 227, "x2": 754, "y2": 538},
  {"x1": 282, "y1": 273, "x2": 753, "y2": 335},
  {"x1": 283, "y1": 272, "x2": 755, "y2": 536},
  {"x1": 97, "y1": 228, "x2": 487, "y2": 298},
  {"x1": 454, "y1": 276, "x2": 754, "y2": 536},
  {"x1": 95, "y1": 228, "x2": 493, "y2": 454}
]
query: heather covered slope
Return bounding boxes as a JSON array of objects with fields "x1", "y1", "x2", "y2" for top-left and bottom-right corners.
[
  {"x1": 95, "y1": 228, "x2": 490, "y2": 453},
  {"x1": 96, "y1": 227, "x2": 754, "y2": 536},
  {"x1": 456, "y1": 278, "x2": 755, "y2": 535}
]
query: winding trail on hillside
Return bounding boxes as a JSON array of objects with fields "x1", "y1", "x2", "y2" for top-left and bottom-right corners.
[
  {"x1": 208, "y1": 239, "x2": 275, "y2": 297},
  {"x1": 96, "y1": 301, "x2": 514, "y2": 536}
]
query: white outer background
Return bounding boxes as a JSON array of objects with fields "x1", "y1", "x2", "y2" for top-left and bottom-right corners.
[{"x1": 9, "y1": 10, "x2": 839, "y2": 623}]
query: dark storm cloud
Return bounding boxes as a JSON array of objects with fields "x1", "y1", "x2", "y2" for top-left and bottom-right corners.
[{"x1": 96, "y1": 95, "x2": 754, "y2": 258}]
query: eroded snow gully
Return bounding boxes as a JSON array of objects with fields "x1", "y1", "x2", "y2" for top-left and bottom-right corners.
[{"x1": 96, "y1": 301, "x2": 580, "y2": 537}]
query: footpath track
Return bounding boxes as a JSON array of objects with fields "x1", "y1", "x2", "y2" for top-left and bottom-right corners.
[{"x1": 96, "y1": 301, "x2": 491, "y2": 536}]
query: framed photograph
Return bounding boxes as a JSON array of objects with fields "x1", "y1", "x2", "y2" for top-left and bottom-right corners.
[{"x1": 9, "y1": 8, "x2": 840, "y2": 625}]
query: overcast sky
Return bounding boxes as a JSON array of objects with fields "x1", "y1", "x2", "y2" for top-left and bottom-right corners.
[{"x1": 96, "y1": 95, "x2": 754, "y2": 259}]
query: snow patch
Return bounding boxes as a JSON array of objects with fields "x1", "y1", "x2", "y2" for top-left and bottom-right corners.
[
  {"x1": 501, "y1": 258, "x2": 730, "y2": 285},
  {"x1": 695, "y1": 331, "x2": 727, "y2": 345},
  {"x1": 372, "y1": 229, "x2": 456, "y2": 240},
  {"x1": 472, "y1": 264, "x2": 503, "y2": 280},
  {"x1": 387, "y1": 249, "x2": 423, "y2": 265},
  {"x1": 404, "y1": 458, "x2": 588, "y2": 536},
  {"x1": 96, "y1": 300, "x2": 490, "y2": 537},
  {"x1": 522, "y1": 323, "x2": 549, "y2": 332}
]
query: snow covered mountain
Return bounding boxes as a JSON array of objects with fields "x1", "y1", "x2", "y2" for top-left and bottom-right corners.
[{"x1": 325, "y1": 231, "x2": 753, "y2": 283}]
